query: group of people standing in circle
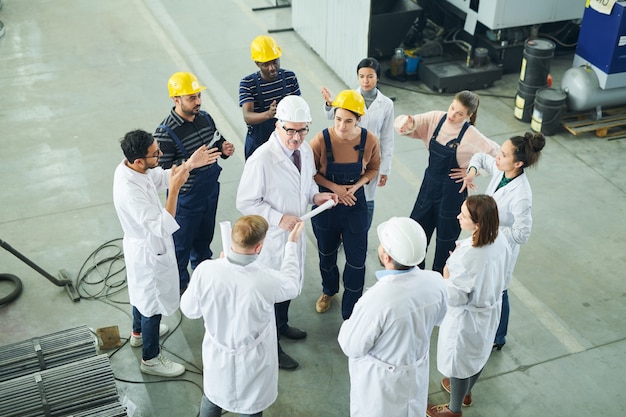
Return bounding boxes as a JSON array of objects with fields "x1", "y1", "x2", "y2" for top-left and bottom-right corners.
[{"x1": 112, "y1": 33, "x2": 546, "y2": 417}]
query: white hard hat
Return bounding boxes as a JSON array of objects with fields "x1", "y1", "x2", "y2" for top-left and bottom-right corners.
[
  {"x1": 275, "y1": 95, "x2": 312, "y2": 123},
  {"x1": 377, "y1": 217, "x2": 427, "y2": 266}
]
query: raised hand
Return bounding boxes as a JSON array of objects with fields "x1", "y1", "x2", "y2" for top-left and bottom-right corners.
[{"x1": 321, "y1": 86, "x2": 334, "y2": 106}]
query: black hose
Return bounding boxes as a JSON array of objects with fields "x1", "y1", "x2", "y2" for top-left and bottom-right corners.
[
  {"x1": 0, "y1": 273, "x2": 23, "y2": 305},
  {"x1": 0, "y1": 239, "x2": 67, "y2": 286}
]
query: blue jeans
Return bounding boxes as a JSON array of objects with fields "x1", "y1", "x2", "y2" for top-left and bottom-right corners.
[
  {"x1": 132, "y1": 306, "x2": 161, "y2": 361},
  {"x1": 366, "y1": 200, "x2": 374, "y2": 230},
  {"x1": 200, "y1": 395, "x2": 262, "y2": 417},
  {"x1": 494, "y1": 290, "x2": 509, "y2": 345}
]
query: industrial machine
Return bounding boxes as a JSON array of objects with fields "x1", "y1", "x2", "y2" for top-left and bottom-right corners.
[
  {"x1": 563, "y1": 1, "x2": 626, "y2": 114},
  {"x1": 418, "y1": 49, "x2": 502, "y2": 93},
  {"x1": 369, "y1": 0, "x2": 423, "y2": 58},
  {"x1": 445, "y1": 0, "x2": 583, "y2": 31},
  {"x1": 413, "y1": 0, "x2": 584, "y2": 93}
]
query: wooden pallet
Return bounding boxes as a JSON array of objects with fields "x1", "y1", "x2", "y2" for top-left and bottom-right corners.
[{"x1": 561, "y1": 106, "x2": 626, "y2": 139}]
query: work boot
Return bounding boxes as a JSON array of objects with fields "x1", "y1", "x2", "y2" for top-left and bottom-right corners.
[
  {"x1": 315, "y1": 293, "x2": 334, "y2": 313},
  {"x1": 278, "y1": 343, "x2": 299, "y2": 370},
  {"x1": 426, "y1": 404, "x2": 462, "y2": 417},
  {"x1": 441, "y1": 377, "x2": 472, "y2": 406},
  {"x1": 279, "y1": 325, "x2": 307, "y2": 340}
]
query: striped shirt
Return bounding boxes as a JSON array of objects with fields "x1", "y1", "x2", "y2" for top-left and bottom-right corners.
[
  {"x1": 154, "y1": 108, "x2": 224, "y2": 194},
  {"x1": 238, "y1": 69, "x2": 301, "y2": 117}
]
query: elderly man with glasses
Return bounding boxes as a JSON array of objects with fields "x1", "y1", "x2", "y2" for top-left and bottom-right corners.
[{"x1": 236, "y1": 96, "x2": 337, "y2": 370}]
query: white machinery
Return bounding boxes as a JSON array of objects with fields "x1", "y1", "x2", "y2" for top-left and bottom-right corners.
[
  {"x1": 439, "y1": 0, "x2": 585, "y2": 76},
  {"x1": 446, "y1": 0, "x2": 584, "y2": 32}
]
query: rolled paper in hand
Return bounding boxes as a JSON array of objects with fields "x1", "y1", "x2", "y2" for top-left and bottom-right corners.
[
  {"x1": 300, "y1": 199, "x2": 335, "y2": 221},
  {"x1": 219, "y1": 221, "x2": 232, "y2": 257}
]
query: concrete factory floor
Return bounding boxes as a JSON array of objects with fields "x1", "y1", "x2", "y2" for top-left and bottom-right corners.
[{"x1": 1, "y1": 1, "x2": 625, "y2": 416}]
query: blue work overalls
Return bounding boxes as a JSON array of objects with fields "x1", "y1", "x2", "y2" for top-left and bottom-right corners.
[
  {"x1": 158, "y1": 114, "x2": 221, "y2": 292},
  {"x1": 244, "y1": 70, "x2": 287, "y2": 159},
  {"x1": 312, "y1": 128, "x2": 369, "y2": 320},
  {"x1": 410, "y1": 115, "x2": 469, "y2": 273}
]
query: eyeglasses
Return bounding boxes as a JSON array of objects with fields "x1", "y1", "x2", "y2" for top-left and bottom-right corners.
[
  {"x1": 281, "y1": 125, "x2": 309, "y2": 137},
  {"x1": 141, "y1": 149, "x2": 161, "y2": 159}
]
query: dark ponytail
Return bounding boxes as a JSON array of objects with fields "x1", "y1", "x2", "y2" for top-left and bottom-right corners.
[{"x1": 509, "y1": 131, "x2": 546, "y2": 168}]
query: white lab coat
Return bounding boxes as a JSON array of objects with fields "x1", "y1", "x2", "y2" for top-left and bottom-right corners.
[
  {"x1": 437, "y1": 234, "x2": 509, "y2": 379},
  {"x1": 236, "y1": 132, "x2": 319, "y2": 270},
  {"x1": 324, "y1": 87, "x2": 394, "y2": 201},
  {"x1": 112, "y1": 162, "x2": 180, "y2": 317},
  {"x1": 338, "y1": 268, "x2": 448, "y2": 417},
  {"x1": 179, "y1": 242, "x2": 301, "y2": 414},
  {"x1": 469, "y1": 153, "x2": 533, "y2": 287}
]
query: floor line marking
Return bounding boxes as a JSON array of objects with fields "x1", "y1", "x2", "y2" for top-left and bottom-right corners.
[
  {"x1": 136, "y1": 0, "x2": 245, "y2": 161},
  {"x1": 509, "y1": 276, "x2": 586, "y2": 354}
]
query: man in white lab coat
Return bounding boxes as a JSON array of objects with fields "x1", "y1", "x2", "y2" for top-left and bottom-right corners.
[
  {"x1": 180, "y1": 216, "x2": 305, "y2": 417},
  {"x1": 113, "y1": 129, "x2": 219, "y2": 377},
  {"x1": 338, "y1": 217, "x2": 448, "y2": 417},
  {"x1": 236, "y1": 95, "x2": 337, "y2": 370}
]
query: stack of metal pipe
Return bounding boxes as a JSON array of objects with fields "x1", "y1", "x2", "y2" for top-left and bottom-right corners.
[
  {"x1": 0, "y1": 355, "x2": 124, "y2": 416},
  {"x1": 0, "y1": 326, "x2": 126, "y2": 416},
  {"x1": 0, "y1": 326, "x2": 97, "y2": 382}
]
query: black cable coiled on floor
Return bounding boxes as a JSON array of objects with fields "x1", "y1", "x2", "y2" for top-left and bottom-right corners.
[{"x1": 0, "y1": 273, "x2": 23, "y2": 306}]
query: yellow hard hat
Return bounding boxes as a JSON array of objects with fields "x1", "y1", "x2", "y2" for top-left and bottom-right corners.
[
  {"x1": 332, "y1": 90, "x2": 365, "y2": 116},
  {"x1": 250, "y1": 35, "x2": 282, "y2": 63},
  {"x1": 167, "y1": 72, "x2": 206, "y2": 98}
]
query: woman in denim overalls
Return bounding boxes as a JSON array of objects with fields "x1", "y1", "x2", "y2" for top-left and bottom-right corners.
[
  {"x1": 310, "y1": 90, "x2": 381, "y2": 320},
  {"x1": 395, "y1": 91, "x2": 500, "y2": 273}
]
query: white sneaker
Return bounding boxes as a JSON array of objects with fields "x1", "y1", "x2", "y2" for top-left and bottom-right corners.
[
  {"x1": 140, "y1": 353, "x2": 185, "y2": 377},
  {"x1": 129, "y1": 324, "x2": 169, "y2": 347}
]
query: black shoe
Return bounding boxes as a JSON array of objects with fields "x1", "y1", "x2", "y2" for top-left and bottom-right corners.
[
  {"x1": 279, "y1": 325, "x2": 307, "y2": 340},
  {"x1": 493, "y1": 342, "x2": 505, "y2": 351},
  {"x1": 278, "y1": 350, "x2": 299, "y2": 370}
]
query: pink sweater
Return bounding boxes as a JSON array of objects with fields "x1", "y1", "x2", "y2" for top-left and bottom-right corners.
[{"x1": 394, "y1": 110, "x2": 499, "y2": 168}]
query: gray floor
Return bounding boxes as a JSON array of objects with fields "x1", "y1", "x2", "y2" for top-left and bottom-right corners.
[{"x1": 1, "y1": 1, "x2": 625, "y2": 416}]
